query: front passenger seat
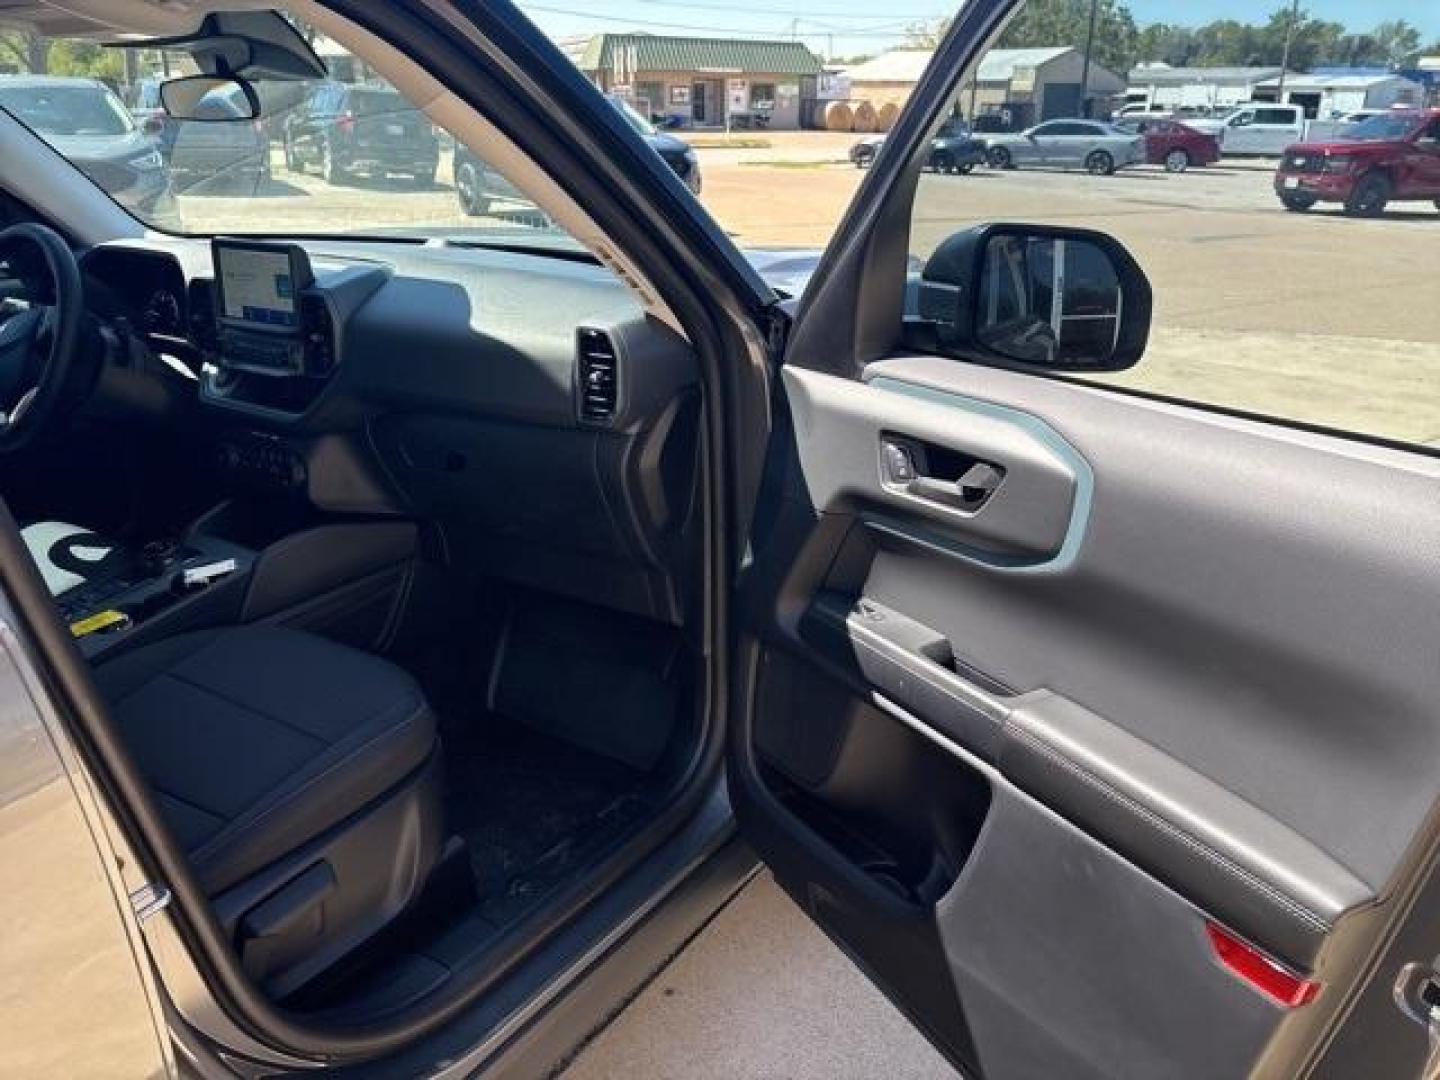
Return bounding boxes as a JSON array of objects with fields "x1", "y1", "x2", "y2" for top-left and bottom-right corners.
[{"x1": 95, "y1": 625, "x2": 444, "y2": 996}]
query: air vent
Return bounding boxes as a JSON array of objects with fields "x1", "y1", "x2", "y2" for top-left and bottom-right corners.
[
  {"x1": 301, "y1": 294, "x2": 336, "y2": 376},
  {"x1": 577, "y1": 328, "x2": 618, "y2": 422}
]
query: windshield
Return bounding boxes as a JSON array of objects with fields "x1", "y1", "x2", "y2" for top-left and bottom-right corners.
[
  {"x1": 0, "y1": 35, "x2": 590, "y2": 244},
  {"x1": 0, "y1": 83, "x2": 134, "y2": 137},
  {"x1": 1342, "y1": 114, "x2": 1422, "y2": 142}
]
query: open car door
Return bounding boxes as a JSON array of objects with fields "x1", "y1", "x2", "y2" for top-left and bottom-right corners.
[{"x1": 730, "y1": 4, "x2": 1440, "y2": 1078}]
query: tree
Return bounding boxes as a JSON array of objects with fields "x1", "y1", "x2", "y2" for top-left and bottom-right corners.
[
  {"x1": 1372, "y1": 19, "x2": 1422, "y2": 66},
  {"x1": 902, "y1": 17, "x2": 951, "y2": 50},
  {"x1": 997, "y1": 0, "x2": 1140, "y2": 75},
  {"x1": 0, "y1": 30, "x2": 51, "y2": 74},
  {"x1": 1135, "y1": 23, "x2": 1200, "y2": 67},
  {"x1": 47, "y1": 39, "x2": 124, "y2": 82},
  {"x1": 1259, "y1": 6, "x2": 1344, "y2": 71}
]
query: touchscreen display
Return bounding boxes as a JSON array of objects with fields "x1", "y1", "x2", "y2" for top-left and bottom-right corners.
[{"x1": 217, "y1": 246, "x2": 297, "y2": 328}]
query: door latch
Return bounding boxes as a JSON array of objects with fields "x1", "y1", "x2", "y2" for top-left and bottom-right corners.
[
  {"x1": 1393, "y1": 961, "x2": 1440, "y2": 1075},
  {"x1": 129, "y1": 881, "x2": 172, "y2": 924},
  {"x1": 880, "y1": 436, "x2": 1003, "y2": 513}
]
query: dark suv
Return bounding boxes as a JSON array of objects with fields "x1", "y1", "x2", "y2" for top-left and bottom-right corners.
[
  {"x1": 849, "y1": 117, "x2": 987, "y2": 173},
  {"x1": 282, "y1": 81, "x2": 439, "y2": 186},
  {"x1": 1274, "y1": 109, "x2": 1440, "y2": 217}
]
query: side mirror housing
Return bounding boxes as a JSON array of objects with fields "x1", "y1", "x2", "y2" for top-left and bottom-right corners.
[
  {"x1": 912, "y1": 223, "x2": 1151, "y2": 372},
  {"x1": 160, "y1": 75, "x2": 259, "y2": 121}
]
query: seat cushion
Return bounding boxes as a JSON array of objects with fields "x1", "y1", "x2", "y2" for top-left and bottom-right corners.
[{"x1": 95, "y1": 626, "x2": 437, "y2": 894}]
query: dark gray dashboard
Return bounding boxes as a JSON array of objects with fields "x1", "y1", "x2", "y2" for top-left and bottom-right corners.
[{"x1": 80, "y1": 238, "x2": 703, "y2": 624}]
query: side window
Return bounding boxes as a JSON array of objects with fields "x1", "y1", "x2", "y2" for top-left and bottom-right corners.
[
  {"x1": 904, "y1": 13, "x2": 1438, "y2": 447},
  {"x1": 1255, "y1": 108, "x2": 1296, "y2": 126}
]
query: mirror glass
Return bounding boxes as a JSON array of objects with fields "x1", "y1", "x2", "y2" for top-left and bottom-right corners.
[
  {"x1": 159, "y1": 75, "x2": 258, "y2": 121},
  {"x1": 976, "y1": 234, "x2": 1122, "y2": 367}
]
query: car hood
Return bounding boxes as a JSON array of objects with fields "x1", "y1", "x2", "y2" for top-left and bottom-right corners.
[
  {"x1": 1283, "y1": 138, "x2": 1405, "y2": 155},
  {"x1": 37, "y1": 128, "x2": 150, "y2": 163},
  {"x1": 646, "y1": 132, "x2": 692, "y2": 156},
  {"x1": 741, "y1": 247, "x2": 925, "y2": 299},
  {"x1": 740, "y1": 247, "x2": 826, "y2": 297}
]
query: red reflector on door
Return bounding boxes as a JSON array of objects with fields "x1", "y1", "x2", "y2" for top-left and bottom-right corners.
[{"x1": 1205, "y1": 922, "x2": 1319, "y2": 1007}]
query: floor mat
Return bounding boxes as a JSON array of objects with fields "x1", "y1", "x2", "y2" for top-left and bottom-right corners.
[{"x1": 443, "y1": 715, "x2": 655, "y2": 929}]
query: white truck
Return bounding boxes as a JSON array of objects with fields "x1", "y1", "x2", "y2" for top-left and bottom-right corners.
[{"x1": 1187, "y1": 103, "x2": 1307, "y2": 156}]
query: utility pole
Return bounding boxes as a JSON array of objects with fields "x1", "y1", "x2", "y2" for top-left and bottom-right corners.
[
  {"x1": 1079, "y1": 0, "x2": 1100, "y2": 118},
  {"x1": 1276, "y1": 0, "x2": 1301, "y2": 101}
]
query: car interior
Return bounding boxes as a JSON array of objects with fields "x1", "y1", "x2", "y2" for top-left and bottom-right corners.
[
  {"x1": 0, "y1": 15, "x2": 715, "y2": 1031},
  {"x1": 4, "y1": 212, "x2": 717, "y2": 1026},
  {"x1": 7, "y1": 2, "x2": 1440, "y2": 1077}
]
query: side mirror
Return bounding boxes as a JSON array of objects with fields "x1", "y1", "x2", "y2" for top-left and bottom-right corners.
[
  {"x1": 913, "y1": 224, "x2": 1151, "y2": 371},
  {"x1": 160, "y1": 75, "x2": 259, "y2": 121}
]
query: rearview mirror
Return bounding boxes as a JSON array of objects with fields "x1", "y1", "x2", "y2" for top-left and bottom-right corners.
[
  {"x1": 159, "y1": 75, "x2": 259, "y2": 121},
  {"x1": 913, "y1": 224, "x2": 1151, "y2": 371}
]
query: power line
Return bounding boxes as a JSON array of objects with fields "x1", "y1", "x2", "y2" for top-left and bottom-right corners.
[
  {"x1": 628, "y1": 0, "x2": 944, "y2": 18},
  {"x1": 519, "y1": 3, "x2": 930, "y2": 38}
]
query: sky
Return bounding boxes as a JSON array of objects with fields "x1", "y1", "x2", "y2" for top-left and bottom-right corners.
[{"x1": 514, "y1": 0, "x2": 1440, "y2": 61}]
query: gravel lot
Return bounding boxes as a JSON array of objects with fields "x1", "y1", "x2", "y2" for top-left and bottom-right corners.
[{"x1": 176, "y1": 133, "x2": 1440, "y2": 441}]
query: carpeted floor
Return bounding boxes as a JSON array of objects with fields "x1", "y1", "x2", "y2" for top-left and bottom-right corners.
[{"x1": 440, "y1": 714, "x2": 655, "y2": 929}]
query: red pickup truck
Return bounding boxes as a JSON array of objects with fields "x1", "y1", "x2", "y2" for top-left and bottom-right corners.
[{"x1": 1275, "y1": 109, "x2": 1440, "y2": 216}]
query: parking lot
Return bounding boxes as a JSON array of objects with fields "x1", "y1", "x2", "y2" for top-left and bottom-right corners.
[{"x1": 176, "y1": 132, "x2": 1440, "y2": 443}]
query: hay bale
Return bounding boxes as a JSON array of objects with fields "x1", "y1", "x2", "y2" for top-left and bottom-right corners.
[
  {"x1": 876, "y1": 102, "x2": 900, "y2": 131},
  {"x1": 851, "y1": 100, "x2": 878, "y2": 133},
  {"x1": 822, "y1": 100, "x2": 854, "y2": 132}
]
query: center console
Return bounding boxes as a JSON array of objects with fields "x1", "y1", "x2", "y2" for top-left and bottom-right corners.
[
  {"x1": 64, "y1": 501, "x2": 422, "y2": 663},
  {"x1": 61, "y1": 533, "x2": 255, "y2": 661},
  {"x1": 191, "y1": 240, "x2": 387, "y2": 418}
]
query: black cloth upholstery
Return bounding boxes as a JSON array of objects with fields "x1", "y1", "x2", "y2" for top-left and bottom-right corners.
[{"x1": 95, "y1": 626, "x2": 438, "y2": 894}]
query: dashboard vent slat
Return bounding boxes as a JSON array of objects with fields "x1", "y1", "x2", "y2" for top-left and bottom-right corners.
[{"x1": 577, "y1": 328, "x2": 618, "y2": 422}]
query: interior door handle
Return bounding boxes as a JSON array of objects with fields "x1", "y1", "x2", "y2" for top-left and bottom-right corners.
[
  {"x1": 882, "y1": 437, "x2": 1004, "y2": 512},
  {"x1": 908, "y1": 463, "x2": 1004, "y2": 512}
]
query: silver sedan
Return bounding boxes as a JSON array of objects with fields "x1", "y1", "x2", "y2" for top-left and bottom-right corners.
[{"x1": 984, "y1": 119, "x2": 1145, "y2": 175}]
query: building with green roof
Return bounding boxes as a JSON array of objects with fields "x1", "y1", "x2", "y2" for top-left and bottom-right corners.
[{"x1": 568, "y1": 33, "x2": 825, "y2": 129}]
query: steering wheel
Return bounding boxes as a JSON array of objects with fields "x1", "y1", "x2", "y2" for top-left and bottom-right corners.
[{"x1": 0, "y1": 223, "x2": 84, "y2": 453}]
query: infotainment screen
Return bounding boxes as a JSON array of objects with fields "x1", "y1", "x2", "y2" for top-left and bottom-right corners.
[{"x1": 212, "y1": 241, "x2": 311, "y2": 332}]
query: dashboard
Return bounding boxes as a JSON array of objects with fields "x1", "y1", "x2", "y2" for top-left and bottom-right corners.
[
  {"x1": 76, "y1": 236, "x2": 702, "y2": 624},
  {"x1": 82, "y1": 245, "x2": 190, "y2": 341}
]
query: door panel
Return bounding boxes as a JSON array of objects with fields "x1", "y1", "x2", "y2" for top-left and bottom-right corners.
[{"x1": 738, "y1": 356, "x2": 1440, "y2": 1077}]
